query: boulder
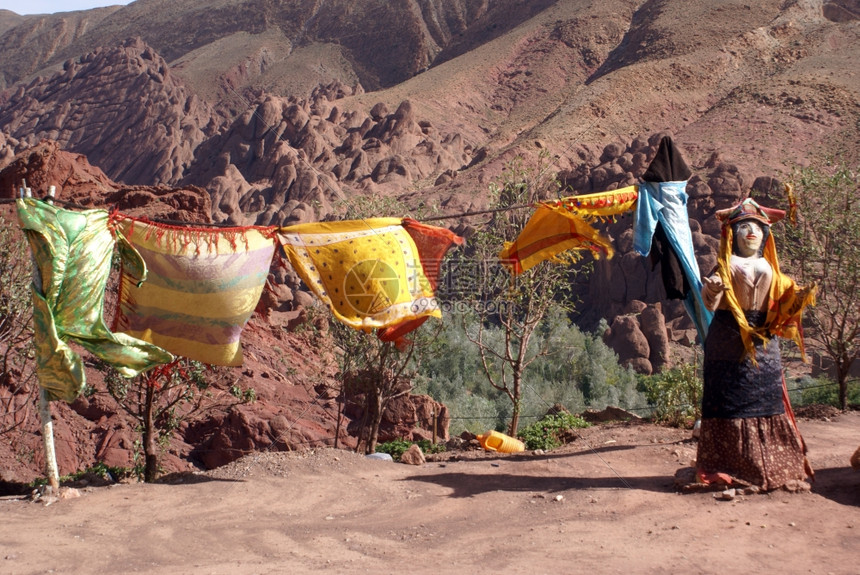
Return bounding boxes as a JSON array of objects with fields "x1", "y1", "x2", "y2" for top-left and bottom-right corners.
[
  {"x1": 400, "y1": 444, "x2": 426, "y2": 465},
  {"x1": 604, "y1": 314, "x2": 650, "y2": 372},
  {"x1": 639, "y1": 304, "x2": 671, "y2": 372}
]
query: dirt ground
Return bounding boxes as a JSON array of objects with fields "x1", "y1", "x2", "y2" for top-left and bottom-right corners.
[{"x1": 1, "y1": 410, "x2": 858, "y2": 575}]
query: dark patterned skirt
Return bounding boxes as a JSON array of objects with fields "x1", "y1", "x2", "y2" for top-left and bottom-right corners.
[
  {"x1": 696, "y1": 415, "x2": 809, "y2": 490},
  {"x1": 696, "y1": 310, "x2": 810, "y2": 490},
  {"x1": 702, "y1": 310, "x2": 783, "y2": 419}
]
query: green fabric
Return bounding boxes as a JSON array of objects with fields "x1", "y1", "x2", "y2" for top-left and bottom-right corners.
[{"x1": 16, "y1": 199, "x2": 173, "y2": 402}]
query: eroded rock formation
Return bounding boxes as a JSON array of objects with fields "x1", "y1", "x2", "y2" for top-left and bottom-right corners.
[{"x1": 0, "y1": 38, "x2": 216, "y2": 187}]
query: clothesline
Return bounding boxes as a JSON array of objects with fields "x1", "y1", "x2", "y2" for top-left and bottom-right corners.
[
  {"x1": 8, "y1": 188, "x2": 617, "y2": 372},
  {"x1": 1, "y1": 195, "x2": 535, "y2": 226},
  {"x1": 415, "y1": 203, "x2": 533, "y2": 221},
  {"x1": 1, "y1": 196, "x2": 234, "y2": 228}
]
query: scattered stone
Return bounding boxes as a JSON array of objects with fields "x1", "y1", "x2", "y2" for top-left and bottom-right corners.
[
  {"x1": 400, "y1": 444, "x2": 426, "y2": 466},
  {"x1": 59, "y1": 487, "x2": 81, "y2": 499},
  {"x1": 715, "y1": 488, "x2": 736, "y2": 501},
  {"x1": 365, "y1": 453, "x2": 393, "y2": 462},
  {"x1": 782, "y1": 480, "x2": 812, "y2": 493}
]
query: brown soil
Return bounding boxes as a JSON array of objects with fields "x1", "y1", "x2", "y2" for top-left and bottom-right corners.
[{"x1": 2, "y1": 411, "x2": 857, "y2": 574}]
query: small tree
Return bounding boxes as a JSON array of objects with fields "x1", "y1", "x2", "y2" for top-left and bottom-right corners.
[
  {"x1": 101, "y1": 359, "x2": 253, "y2": 481},
  {"x1": 459, "y1": 154, "x2": 591, "y2": 436},
  {"x1": 0, "y1": 219, "x2": 38, "y2": 435},
  {"x1": 334, "y1": 321, "x2": 420, "y2": 454},
  {"x1": 783, "y1": 162, "x2": 860, "y2": 410},
  {"x1": 415, "y1": 312, "x2": 645, "y2": 435}
]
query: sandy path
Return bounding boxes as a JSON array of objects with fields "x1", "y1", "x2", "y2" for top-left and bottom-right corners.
[{"x1": 2, "y1": 412, "x2": 858, "y2": 575}]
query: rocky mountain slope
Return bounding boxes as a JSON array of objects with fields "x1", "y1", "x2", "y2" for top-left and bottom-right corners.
[{"x1": 0, "y1": 0, "x2": 858, "y2": 481}]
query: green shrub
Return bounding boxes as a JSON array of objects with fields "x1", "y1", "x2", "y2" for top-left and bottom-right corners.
[
  {"x1": 415, "y1": 439, "x2": 446, "y2": 455},
  {"x1": 376, "y1": 438, "x2": 446, "y2": 460},
  {"x1": 376, "y1": 438, "x2": 412, "y2": 460},
  {"x1": 517, "y1": 412, "x2": 590, "y2": 451},
  {"x1": 30, "y1": 462, "x2": 131, "y2": 487},
  {"x1": 639, "y1": 362, "x2": 702, "y2": 427}
]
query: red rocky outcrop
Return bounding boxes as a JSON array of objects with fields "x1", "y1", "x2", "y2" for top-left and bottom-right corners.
[
  {"x1": 344, "y1": 392, "x2": 450, "y2": 446},
  {"x1": 0, "y1": 139, "x2": 210, "y2": 222}
]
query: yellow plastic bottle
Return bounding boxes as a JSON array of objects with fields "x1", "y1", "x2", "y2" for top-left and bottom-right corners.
[{"x1": 477, "y1": 430, "x2": 525, "y2": 453}]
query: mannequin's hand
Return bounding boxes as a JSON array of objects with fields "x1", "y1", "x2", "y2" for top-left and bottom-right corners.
[{"x1": 703, "y1": 275, "x2": 725, "y2": 294}]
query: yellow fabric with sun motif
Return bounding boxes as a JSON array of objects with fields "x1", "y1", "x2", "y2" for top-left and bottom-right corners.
[{"x1": 278, "y1": 218, "x2": 440, "y2": 331}]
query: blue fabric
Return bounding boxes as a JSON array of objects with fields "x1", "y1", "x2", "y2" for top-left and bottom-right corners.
[
  {"x1": 633, "y1": 181, "x2": 713, "y2": 341},
  {"x1": 632, "y1": 183, "x2": 661, "y2": 256}
]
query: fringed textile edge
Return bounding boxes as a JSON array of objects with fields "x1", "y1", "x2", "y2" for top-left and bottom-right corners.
[{"x1": 109, "y1": 212, "x2": 278, "y2": 255}]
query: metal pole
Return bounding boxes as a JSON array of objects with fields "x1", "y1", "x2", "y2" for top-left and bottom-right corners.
[{"x1": 22, "y1": 182, "x2": 61, "y2": 491}]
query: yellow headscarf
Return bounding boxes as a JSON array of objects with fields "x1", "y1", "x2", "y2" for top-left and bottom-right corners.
[{"x1": 715, "y1": 199, "x2": 816, "y2": 362}]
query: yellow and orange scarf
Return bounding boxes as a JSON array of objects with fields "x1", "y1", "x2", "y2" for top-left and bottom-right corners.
[{"x1": 715, "y1": 224, "x2": 816, "y2": 362}]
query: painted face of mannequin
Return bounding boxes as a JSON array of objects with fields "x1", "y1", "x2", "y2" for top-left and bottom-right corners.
[{"x1": 735, "y1": 220, "x2": 764, "y2": 258}]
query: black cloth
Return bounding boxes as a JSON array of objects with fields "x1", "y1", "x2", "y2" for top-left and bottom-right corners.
[
  {"x1": 650, "y1": 222, "x2": 690, "y2": 299},
  {"x1": 701, "y1": 310, "x2": 785, "y2": 419},
  {"x1": 642, "y1": 135, "x2": 693, "y2": 299},
  {"x1": 642, "y1": 135, "x2": 692, "y2": 182}
]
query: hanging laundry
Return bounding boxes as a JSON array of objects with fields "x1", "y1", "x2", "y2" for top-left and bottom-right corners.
[
  {"x1": 377, "y1": 218, "x2": 464, "y2": 343},
  {"x1": 633, "y1": 136, "x2": 712, "y2": 341},
  {"x1": 640, "y1": 134, "x2": 694, "y2": 300},
  {"x1": 278, "y1": 218, "x2": 445, "y2": 332},
  {"x1": 16, "y1": 198, "x2": 173, "y2": 402},
  {"x1": 499, "y1": 186, "x2": 638, "y2": 274},
  {"x1": 112, "y1": 217, "x2": 276, "y2": 367}
]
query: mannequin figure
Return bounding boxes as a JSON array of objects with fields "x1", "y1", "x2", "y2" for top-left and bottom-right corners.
[{"x1": 696, "y1": 198, "x2": 815, "y2": 491}]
